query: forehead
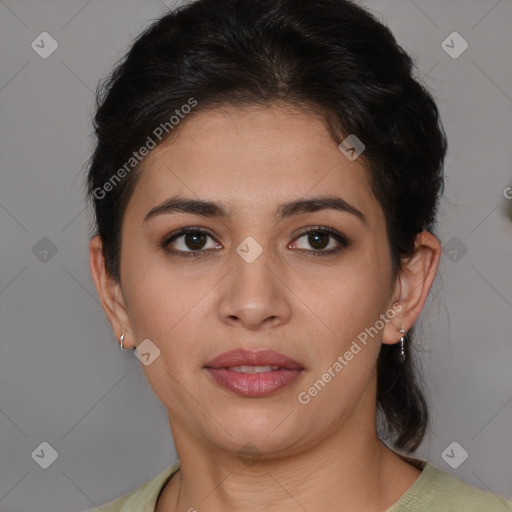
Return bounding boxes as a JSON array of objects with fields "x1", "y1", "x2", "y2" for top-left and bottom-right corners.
[{"x1": 125, "y1": 104, "x2": 382, "y2": 226}]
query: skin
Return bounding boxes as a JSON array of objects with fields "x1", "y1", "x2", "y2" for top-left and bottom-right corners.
[{"x1": 89, "y1": 103, "x2": 441, "y2": 512}]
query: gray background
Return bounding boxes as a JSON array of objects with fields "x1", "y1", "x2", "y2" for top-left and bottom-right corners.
[{"x1": 0, "y1": 0, "x2": 511, "y2": 511}]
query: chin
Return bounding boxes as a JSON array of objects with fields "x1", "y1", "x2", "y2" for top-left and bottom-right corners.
[{"x1": 202, "y1": 406, "x2": 305, "y2": 456}]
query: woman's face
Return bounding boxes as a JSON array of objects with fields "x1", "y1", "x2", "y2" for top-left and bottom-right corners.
[{"x1": 117, "y1": 104, "x2": 402, "y2": 457}]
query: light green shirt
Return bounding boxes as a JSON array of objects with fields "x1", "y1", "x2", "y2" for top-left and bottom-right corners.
[{"x1": 94, "y1": 459, "x2": 512, "y2": 511}]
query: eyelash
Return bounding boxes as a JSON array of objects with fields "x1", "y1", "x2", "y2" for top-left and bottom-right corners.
[{"x1": 161, "y1": 226, "x2": 349, "y2": 258}]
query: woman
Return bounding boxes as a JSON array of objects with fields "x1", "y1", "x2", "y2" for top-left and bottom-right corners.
[{"x1": 85, "y1": 0, "x2": 512, "y2": 510}]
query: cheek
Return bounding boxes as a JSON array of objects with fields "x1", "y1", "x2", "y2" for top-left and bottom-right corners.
[
  {"x1": 123, "y1": 272, "x2": 209, "y2": 343},
  {"x1": 120, "y1": 248, "x2": 223, "y2": 380},
  {"x1": 120, "y1": 233, "x2": 203, "y2": 336},
  {"x1": 286, "y1": 248, "x2": 391, "y2": 343},
  {"x1": 291, "y1": 261, "x2": 387, "y2": 414}
]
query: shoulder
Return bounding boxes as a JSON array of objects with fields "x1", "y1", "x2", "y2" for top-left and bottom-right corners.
[
  {"x1": 91, "y1": 462, "x2": 180, "y2": 512},
  {"x1": 388, "y1": 460, "x2": 512, "y2": 512}
]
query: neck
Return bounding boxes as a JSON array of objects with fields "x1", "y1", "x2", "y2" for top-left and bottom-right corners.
[{"x1": 157, "y1": 407, "x2": 422, "y2": 512}]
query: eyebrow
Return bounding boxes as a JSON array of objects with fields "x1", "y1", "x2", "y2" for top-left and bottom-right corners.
[{"x1": 143, "y1": 195, "x2": 368, "y2": 226}]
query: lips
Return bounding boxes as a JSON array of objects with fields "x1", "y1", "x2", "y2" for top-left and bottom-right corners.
[
  {"x1": 204, "y1": 349, "x2": 304, "y2": 397},
  {"x1": 204, "y1": 349, "x2": 304, "y2": 370}
]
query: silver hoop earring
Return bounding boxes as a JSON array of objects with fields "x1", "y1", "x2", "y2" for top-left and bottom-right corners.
[
  {"x1": 119, "y1": 333, "x2": 128, "y2": 350},
  {"x1": 398, "y1": 327, "x2": 407, "y2": 363}
]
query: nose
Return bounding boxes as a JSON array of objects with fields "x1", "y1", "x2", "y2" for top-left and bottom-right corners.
[{"x1": 217, "y1": 242, "x2": 292, "y2": 330}]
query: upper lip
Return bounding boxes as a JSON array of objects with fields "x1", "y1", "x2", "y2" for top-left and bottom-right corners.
[{"x1": 204, "y1": 349, "x2": 304, "y2": 370}]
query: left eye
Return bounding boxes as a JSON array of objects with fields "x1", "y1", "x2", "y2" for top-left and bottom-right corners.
[{"x1": 289, "y1": 228, "x2": 348, "y2": 254}]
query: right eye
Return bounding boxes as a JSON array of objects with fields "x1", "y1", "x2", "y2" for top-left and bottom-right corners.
[{"x1": 162, "y1": 227, "x2": 222, "y2": 257}]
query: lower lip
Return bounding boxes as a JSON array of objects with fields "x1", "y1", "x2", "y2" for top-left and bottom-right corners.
[{"x1": 205, "y1": 368, "x2": 303, "y2": 397}]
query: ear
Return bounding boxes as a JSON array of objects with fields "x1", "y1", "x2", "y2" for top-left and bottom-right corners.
[
  {"x1": 89, "y1": 235, "x2": 134, "y2": 349},
  {"x1": 382, "y1": 231, "x2": 441, "y2": 345}
]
